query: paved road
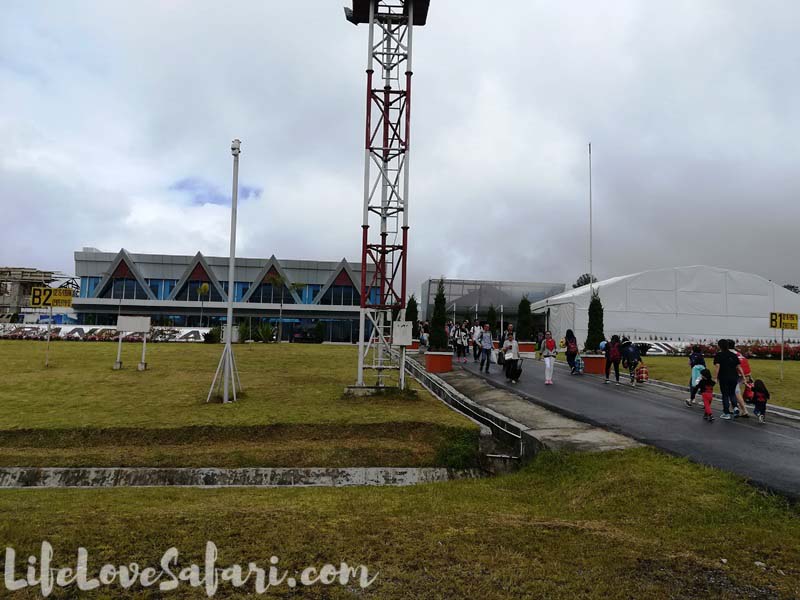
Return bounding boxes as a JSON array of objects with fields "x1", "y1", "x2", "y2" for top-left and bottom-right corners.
[{"x1": 462, "y1": 357, "x2": 800, "y2": 497}]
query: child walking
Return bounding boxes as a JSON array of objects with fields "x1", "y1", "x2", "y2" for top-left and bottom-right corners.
[
  {"x1": 691, "y1": 368, "x2": 716, "y2": 422},
  {"x1": 685, "y1": 362, "x2": 707, "y2": 407},
  {"x1": 752, "y1": 380, "x2": 770, "y2": 424}
]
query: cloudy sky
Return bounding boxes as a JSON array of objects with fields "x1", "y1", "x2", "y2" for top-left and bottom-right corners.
[{"x1": 2, "y1": 0, "x2": 799, "y2": 295}]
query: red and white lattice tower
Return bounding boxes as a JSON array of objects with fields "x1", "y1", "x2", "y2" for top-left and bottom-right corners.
[{"x1": 346, "y1": 0, "x2": 430, "y2": 388}]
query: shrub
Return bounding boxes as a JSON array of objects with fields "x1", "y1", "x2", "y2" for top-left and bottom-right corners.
[
  {"x1": 203, "y1": 326, "x2": 221, "y2": 344},
  {"x1": 429, "y1": 279, "x2": 449, "y2": 351},
  {"x1": 256, "y1": 322, "x2": 274, "y2": 343},
  {"x1": 585, "y1": 290, "x2": 604, "y2": 352},
  {"x1": 486, "y1": 304, "x2": 497, "y2": 337},
  {"x1": 406, "y1": 294, "x2": 420, "y2": 338},
  {"x1": 517, "y1": 296, "x2": 533, "y2": 341}
]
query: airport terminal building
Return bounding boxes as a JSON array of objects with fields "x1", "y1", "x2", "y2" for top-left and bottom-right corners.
[
  {"x1": 73, "y1": 248, "x2": 377, "y2": 342},
  {"x1": 420, "y1": 278, "x2": 566, "y2": 323}
]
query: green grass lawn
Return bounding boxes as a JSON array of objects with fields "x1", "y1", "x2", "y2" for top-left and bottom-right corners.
[
  {"x1": 0, "y1": 448, "x2": 797, "y2": 599},
  {"x1": 643, "y1": 356, "x2": 800, "y2": 410},
  {"x1": 0, "y1": 341, "x2": 477, "y2": 468}
]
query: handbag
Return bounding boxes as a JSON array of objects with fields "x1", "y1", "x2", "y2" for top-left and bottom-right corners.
[
  {"x1": 496, "y1": 349, "x2": 505, "y2": 365},
  {"x1": 504, "y1": 351, "x2": 514, "y2": 360}
]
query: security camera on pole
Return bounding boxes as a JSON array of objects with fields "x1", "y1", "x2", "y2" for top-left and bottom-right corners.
[{"x1": 207, "y1": 139, "x2": 243, "y2": 403}]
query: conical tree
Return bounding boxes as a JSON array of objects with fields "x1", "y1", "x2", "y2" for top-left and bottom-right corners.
[
  {"x1": 517, "y1": 295, "x2": 533, "y2": 341},
  {"x1": 486, "y1": 304, "x2": 497, "y2": 337},
  {"x1": 406, "y1": 294, "x2": 419, "y2": 339},
  {"x1": 429, "y1": 279, "x2": 449, "y2": 351},
  {"x1": 585, "y1": 289, "x2": 605, "y2": 352}
]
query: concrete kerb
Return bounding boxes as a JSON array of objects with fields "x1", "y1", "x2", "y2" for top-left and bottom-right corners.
[{"x1": 0, "y1": 467, "x2": 484, "y2": 489}]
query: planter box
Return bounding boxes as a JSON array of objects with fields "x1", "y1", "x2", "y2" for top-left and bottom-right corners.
[
  {"x1": 518, "y1": 342, "x2": 537, "y2": 353},
  {"x1": 410, "y1": 339, "x2": 420, "y2": 350},
  {"x1": 425, "y1": 351, "x2": 453, "y2": 374},
  {"x1": 582, "y1": 354, "x2": 606, "y2": 375}
]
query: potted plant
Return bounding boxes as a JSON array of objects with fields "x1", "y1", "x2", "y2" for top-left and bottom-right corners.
[
  {"x1": 581, "y1": 289, "x2": 607, "y2": 375},
  {"x1": 516, "y1": 296, "x2": 536, "y2": 352},
  {"x1": 425, "y1": 279, "x2": 452, "y2": 373},
  {"x1": 406, "y1": 294, "x2": 420, "y2": 349}
]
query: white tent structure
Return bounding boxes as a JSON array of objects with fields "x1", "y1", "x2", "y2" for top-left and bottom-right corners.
[{"x1": 531, "y1": 266, "x2": 800, "y2": 346}]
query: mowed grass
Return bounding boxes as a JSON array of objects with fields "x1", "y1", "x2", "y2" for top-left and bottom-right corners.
[
  {"x1": 643, "y1": 356, "x2": 800, "y2": 410},
  {"x1": 0, "y1": 341, "x2": 477, "y2": 468},
  {"x1": 1, "y1": 448, "x2": 798, "y2": 599}
]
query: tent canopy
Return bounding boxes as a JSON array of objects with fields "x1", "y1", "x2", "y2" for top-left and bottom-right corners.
[{"x1": 531, "y1": 266, "x2": 800, "y2": 346}]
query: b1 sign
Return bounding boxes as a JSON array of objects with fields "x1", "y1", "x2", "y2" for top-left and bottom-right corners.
[{"x1": 116, "y1": 316, "x2": 151, "y2": 333}]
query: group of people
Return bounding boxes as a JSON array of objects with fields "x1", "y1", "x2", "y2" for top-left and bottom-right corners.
[
  {"x1": 686, "y1": 339, "x2": 771, "y2": 423},
  {"x1": 599, "y1": 334, "x2": 646, "y2": 387},
  {"x1": 435, "y1": 319, "x2": 774, "y2": 425}
]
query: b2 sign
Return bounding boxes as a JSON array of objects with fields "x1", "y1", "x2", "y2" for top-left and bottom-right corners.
[{"x1": 30, "y1": 287, "x2": 73, "y2": 308}]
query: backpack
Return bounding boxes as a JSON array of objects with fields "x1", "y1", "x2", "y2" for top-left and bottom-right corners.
[
  {"x1": 737, "y1": 353, "x2": 751, "y2": 376},
  {"x1": 567, "y1": 339, "x2": 578, "y2": 353},
  {"x1": 609, "y1": 343, "x2": 621, "y2": 362}
]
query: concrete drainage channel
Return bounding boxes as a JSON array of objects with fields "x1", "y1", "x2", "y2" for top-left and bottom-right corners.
[{"x1": 0, "y1": 467, "x2": 484, "y2": 489}]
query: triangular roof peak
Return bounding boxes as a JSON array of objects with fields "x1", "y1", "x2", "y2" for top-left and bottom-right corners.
[
  {"x1": 92, "y1": 248, "x2": 156, "y2": 300},
  {"x1": 312, "y1": 258, "x2": 361, "y2": 305},
  {"x1": 240, "y1": 256, "x2": 302, "y2": 303},
  {"x1": 167, "y1": 251, "x2": 227, "y2": 301}
]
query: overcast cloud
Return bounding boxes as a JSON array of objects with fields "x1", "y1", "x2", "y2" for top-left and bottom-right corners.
[{"x1": 1, "y1": 0, "x2": 799, "y2": 294}]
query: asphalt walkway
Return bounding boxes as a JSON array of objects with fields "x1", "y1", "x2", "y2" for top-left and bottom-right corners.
[{"x1": 461, "y1": 357, "x2": 800, "y2": 497}]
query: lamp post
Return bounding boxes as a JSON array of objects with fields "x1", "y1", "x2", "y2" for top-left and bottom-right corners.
[
  {"x1": 588, "y1": 142, "x2": 594, "y2": 293},
  {"x1": 207, "y1": 139, "x2": 243, "y2": 403}
]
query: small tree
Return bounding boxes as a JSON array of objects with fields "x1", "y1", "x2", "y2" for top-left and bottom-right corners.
[
  {"x1": 313, "y1": 320, "x2": 326, "y2": 343},
  {"x1": 573, "y1": 273, "x2": 598, "y2": 289},
  {"x1": 429, "y1": 279, "x2": 449, "y2": 350},
  {"x1": 257, "y1": 322, "x2": 274, "y2": 343},
  {"x1": 517, "y1": 296, "x2": 533, "y2": 341},
  {"x1": 237, "y1": 320, "x2": 250, "y2": 343},
  {"x1": 486, "y1": 304, "x2": 497, "y2": 336},
  {"x1": 198, "y1": 282, "x2": 209, "y2": 327},
  {"x1": 266, "y1": 273, "x2": 293, "y2": 342},
  {"x1": 406, "y1": 294, "x2": 420, "y2": 338},
  {"x1": 585, "y1": 289, "x2": 605, "y2": 352}
]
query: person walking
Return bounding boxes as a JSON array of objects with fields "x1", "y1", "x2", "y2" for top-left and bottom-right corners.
[
  {"x1": 691, "y1": 368, "x2": 716, "y2": 422},
  {"x1": 686, "y1": 345, "x2": 706, "y2": 405},
  {"x1": 752, "y1": 379, "x2": 770, "y2": 424},
  {"x1": 604, "y1": 335, "x2": 622, "y2": 385},
  {"x1": 540, "y1": 330, "x2": 558, "y2": 385},
  {"x1": 502, "y1": 331, "x2": 520, "y2": 383},
  {"x1": 621, "y1": 337, "x2": 643, "y2": 387},
  {"x1": 501, "y1": 323, "x2": 514, "y2": 346},
  {"x1": 455, "y1": 321, "x2": 469, "y2": 363},
  {"x1": 471, "y1": 320, "x2": 483, "y2": 362},
  {"x1": 713, "y1": 339, "x2": 746, "y2": 420},
  {"x1": 729, "y1": 340, "x2": 750, "y2": 418},
  {"x1": 478, "y1": 323, "x2": 493, "y2": 373},
  {"x1": 564, "y1": 329, "x2": 579, "y2": 375}
]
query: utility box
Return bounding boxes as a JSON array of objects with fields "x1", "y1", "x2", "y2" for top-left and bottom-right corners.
[{"x1": 392, "y1": 321, "x2": 413, "y2": 347}]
